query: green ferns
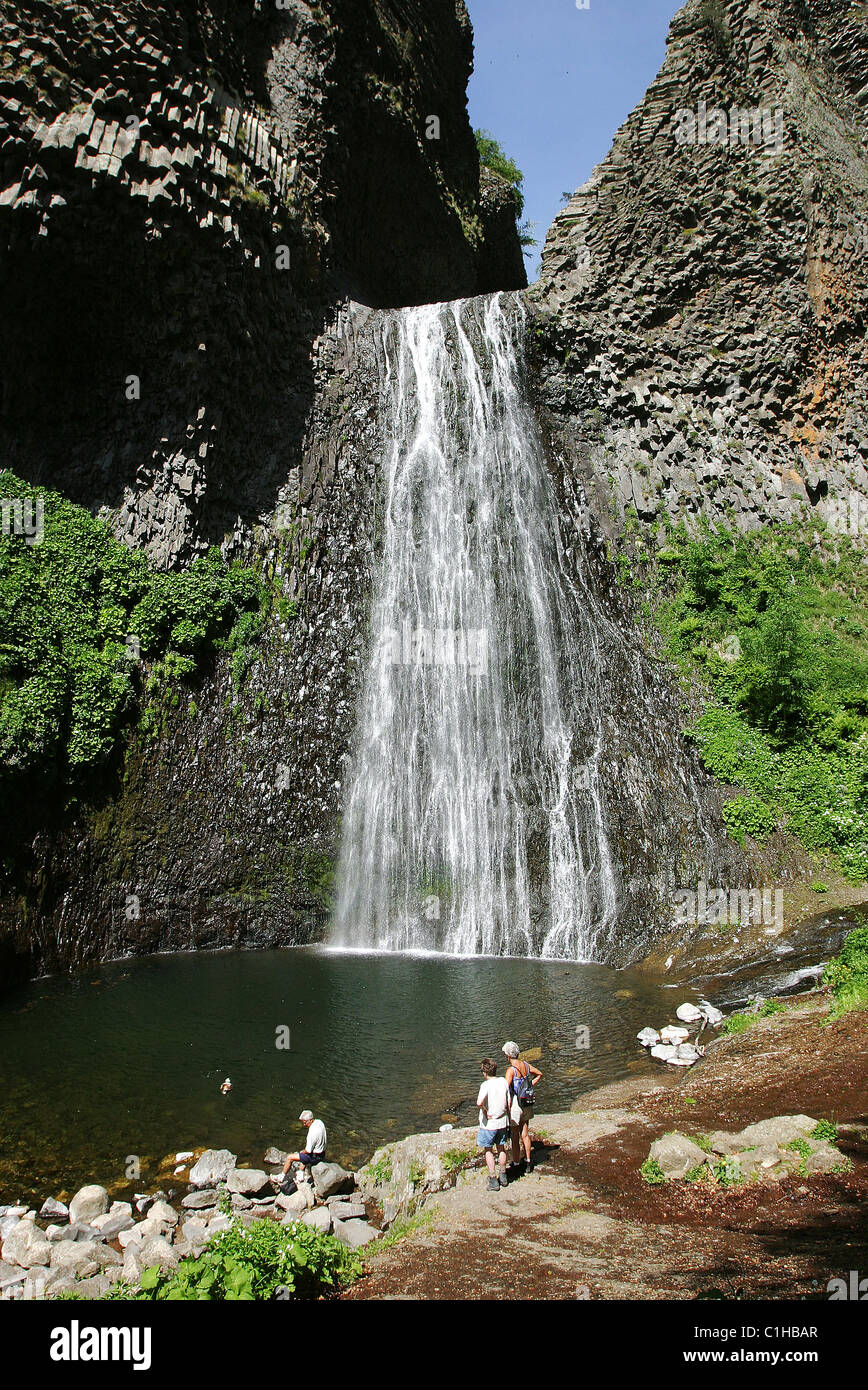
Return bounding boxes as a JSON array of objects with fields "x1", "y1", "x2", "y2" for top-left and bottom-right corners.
[
  {"x1": 0, "y1": 471, "x2": 262, "y2": 849},
  {"x1": 655, "y1": 524, "x2": 868, "y2": 878}
]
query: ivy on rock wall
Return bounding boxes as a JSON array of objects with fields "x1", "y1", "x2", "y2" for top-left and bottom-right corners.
[{"x1": 0, "y1": 471, "x2": 263, "y2": 864}]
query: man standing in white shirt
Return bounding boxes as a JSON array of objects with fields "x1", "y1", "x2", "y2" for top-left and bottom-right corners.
[
  {"x1": 282, "y1": 1109, "x2": 327, "y2": 1182},
  {"x1": 476, "y1": 1059, "x2": 511, "y2": 1190}
]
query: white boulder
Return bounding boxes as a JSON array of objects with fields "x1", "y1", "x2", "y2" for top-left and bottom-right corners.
[{"x1": 68, "y1": 1185, "x2": 109, "y2": 1225}]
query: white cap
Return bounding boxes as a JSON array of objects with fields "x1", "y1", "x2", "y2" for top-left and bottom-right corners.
[
  {"x1": 501, "y1": 1041, "x2": 520, "y2": 1059},
  {"x1": 299, "y1": 1109, "x2": 314, "y2": 1122}
]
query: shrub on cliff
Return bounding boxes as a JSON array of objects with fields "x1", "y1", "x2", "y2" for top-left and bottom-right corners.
[
  {"x1": 0, "y1": 471, "x2": 262, "y2": 858},
  {"x1": 474, "y1": 129, "x2": 535, "y2": 250},
  {"x1": 655, "y1": 523, "x2": 868, "y2": 878}
]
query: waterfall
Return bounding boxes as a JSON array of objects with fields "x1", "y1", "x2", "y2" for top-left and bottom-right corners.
[{"x1": 330, "y1": 292, "x2": 618, "y2": 958}]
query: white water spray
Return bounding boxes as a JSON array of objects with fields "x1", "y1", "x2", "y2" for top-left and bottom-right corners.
[{"x1": 331, "y1": 293, "x2": 617, "y2": 958}]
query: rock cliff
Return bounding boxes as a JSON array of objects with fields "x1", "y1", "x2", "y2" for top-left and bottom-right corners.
[
  {"x1": 532, "y1": 0, "x2": 868, "y2": 537},
  {"x1": 0, "y1": 1, "x2": 526, "y2": 986},
  {"x1": 0, "y1": 0, "x2": 525, "y2": 567}
]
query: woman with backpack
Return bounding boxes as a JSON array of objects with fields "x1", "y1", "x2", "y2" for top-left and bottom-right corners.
[{"x1": 503, "y1": 1041, "x2": 543, "y2": 1175}]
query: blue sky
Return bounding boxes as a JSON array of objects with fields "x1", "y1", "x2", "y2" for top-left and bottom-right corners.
[{"x1": 466, "y1": 0, "x2": 681, "y2": 279}]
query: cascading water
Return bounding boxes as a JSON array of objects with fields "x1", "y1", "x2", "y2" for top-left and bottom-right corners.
[{"x1": 331, "y1": 291, "x2": 620, "y2": 959}]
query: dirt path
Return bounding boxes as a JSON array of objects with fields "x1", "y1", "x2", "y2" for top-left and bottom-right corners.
[{"x1": 343, "y1": 996, "x2": 868, "y2": 1300}]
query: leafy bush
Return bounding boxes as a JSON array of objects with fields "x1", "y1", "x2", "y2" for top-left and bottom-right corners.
[
  {"x1": 721, "y1": 1012, "x2": 753, "y2": 1036},
  {"x1": 640, "y1": 1158, "x2": 667, "y2": 1185},
  {"x1": 713, "y1": 1156, "x2": 743, "y2": 1186},
  {"x1": 474, "y1": 129, "x2": 535, "y2": 249},
  {"x1": 474, "y1": 130, "x2": 525, "y2": 215},
  {"x1": 785, "y1": 1138, "x2": 811, "y2": 1158},
  {"x1": 685, "y1": 1163, "x2": 710, "y2": 1183},
  {"x1": 757, "y1": 998, "x2": 786, "y2": 1017},
  {"x1": 109, "y1": 1215, "x2": 362, "y2": 1301},
  {"x1": 823, "y1": 925, "x2": 868, "y2": 1019},
  {"x1": 0, "y1": 472, "x2": 263, "y2": 856},
  {"x1": 721, "y1": 794, "x2": 778, "y2": 845},
  {"x1": 655, "y1": 524, "x2": 868, "y2": 878}
]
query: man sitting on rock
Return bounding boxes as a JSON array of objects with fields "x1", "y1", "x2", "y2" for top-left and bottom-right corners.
[{"x1": 282, "y1": 1109, "x2": 327, "y2": 1185}]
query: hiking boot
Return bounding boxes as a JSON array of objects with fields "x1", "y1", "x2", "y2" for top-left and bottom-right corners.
[
  {"x1": 498, "y1": 1171, "x2": 509, "y2": 1187},
  {"x1": 487, "y1": 1177, "x2": 500, "y2": 1192}
]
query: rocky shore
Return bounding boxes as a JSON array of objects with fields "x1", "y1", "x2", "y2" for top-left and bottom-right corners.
[
  {"x1": 2, "y1": 981, "x2": 865, "y2": 1302},
  {"x1": 0, "y1": 1147, "x2": 380, "y2": 1301},
  {"x1": 344, "y1": 991, "x2": 868, "y2": 1301}
]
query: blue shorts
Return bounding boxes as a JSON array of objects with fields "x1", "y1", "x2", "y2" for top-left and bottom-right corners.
[
  {"x1": 298, "y1": 1151, "x2": 321, "y2": 1166},
  {"x1": 477, "y1": 1127, "x2": 511, "y2": 1149}
]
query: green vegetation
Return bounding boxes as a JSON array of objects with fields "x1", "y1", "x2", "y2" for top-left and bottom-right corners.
[
  {"x1": 721, "y1": 1011, "x2": 753, "y2": 1036},
  {"x1": 640, "y1": 1157, "x2": 667, "y2": 1185},
  {"x1": 823, "y1": 924, "x2": 868, "y2": 1019},
  {"x1": 700, "y1": 0, "x2": 732, "y2": 54},
  {"x1": 99, "y1": 1213, "x2": 362, "y2": 1301},
  {"x1": 785, "y1": 1137, "x2": 812, "y2": 1159},
  {"x1": 474, "y1": 129, "x2": 535, "y2": 251},
  {"x1": 685, "y1": 1163, "x2": 710, "y2": 1183},
  {"x1": 651, "y1": 523, "x2": 868, "y2": 879},
  {"x1": 227, "y1": 163, "x2": 270, "y2": 210},
  {"x1": 407, "y1": 1159, "x2": 425, "y2": 1187},
  {"x1": 375, "y1": 1207, "x2": 435, "y2": 1251},
  {"x1": 758, "y1": 998, "x2": 787, "y2": 1017},
  {"x1": 811, "y1": 1119, "x2": 838, "y2": 1144},
  {"x1": 713, "y1": 1156, "x2": 743, "y2": 1186},
  {"x1": 0, "y1": 472, "x2": 263, "y2": 859},
  {"x1": 441, "y1": 1147, "x2": 476, "y2": 1176},
  {"x1": 367, "y1": 1150, "x2": 394, "y2": 1186}
]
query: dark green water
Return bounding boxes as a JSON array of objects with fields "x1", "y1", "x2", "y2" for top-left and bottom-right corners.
[{"x1": 0, "y1": 946, "x2": 687, "y2": 1205}]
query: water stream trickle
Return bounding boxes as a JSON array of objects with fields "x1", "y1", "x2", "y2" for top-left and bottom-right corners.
[{"x1": 331, "y1": 292, "x2": 618, "y2": 958}]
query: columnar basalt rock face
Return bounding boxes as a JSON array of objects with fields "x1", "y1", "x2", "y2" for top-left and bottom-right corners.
[
  {"x1": 0, "y1": 304, "x2": 385, "y2": 984},
  {"x1": 0, "y1": 0, "x2": 524, "y2": 566},
  {"x1": 531, "y1": 0, "x2": 868, "y2": 539},
  {"x1": 0, "y1": 2, "x2": 526, "y2": 986}
]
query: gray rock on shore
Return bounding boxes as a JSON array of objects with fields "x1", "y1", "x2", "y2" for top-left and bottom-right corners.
[
  {"x1": 331, "y1": 1218, "x2": 380, "y2": 1249},
  {"x1": 188, "y1": 1149, "x2": 237, "y2": 1187},
  {"x1": 311, "y1": 1162, "x2": 354, "y2": 1199},
  {"x1": 227, "y1": 1168, "x2": 270, "y2": 1197},
  {"x1": 3, "y1": 1219, "x2": 51, "y2": 1269},
  {"x1": 68, "y1": 1185, "x2": 109, "y2": 1225}
]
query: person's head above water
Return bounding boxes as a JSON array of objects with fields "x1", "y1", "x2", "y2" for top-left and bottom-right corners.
[{"x1": 501, "y1": 1041, "x2": 520, "y2": 1059}]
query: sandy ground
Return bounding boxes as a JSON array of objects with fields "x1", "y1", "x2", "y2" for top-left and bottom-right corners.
[{"x1": 342, "y1": 994, "x2": 868, "y2": 1300}]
